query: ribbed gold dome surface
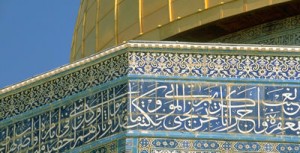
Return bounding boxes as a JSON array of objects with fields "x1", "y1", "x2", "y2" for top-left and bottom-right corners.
[{"x1": 70, "y1": 0, "x2": 291, "y2": 62}]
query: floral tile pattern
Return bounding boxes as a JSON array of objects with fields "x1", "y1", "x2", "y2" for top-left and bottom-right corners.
[{"x1": 129, "y1": 52, "x2": 300, "y2": 80}]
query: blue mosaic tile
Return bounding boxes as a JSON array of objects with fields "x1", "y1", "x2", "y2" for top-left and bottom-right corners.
[
  {"x1": 152, "y1": 139, "x2": 178, "y2": 148},
  {"x1": 234, "y1": 142, "x2": 261, "y2": 152},
  {"x1": 0, "y1": 83, "x2": 128, "y2": 152},
  {"x1": 128, "y1": 80, "x2": 300, "y2": 137},
  {"x1": 276, "y1": 143, "x2": 300, "y2": 153},
  {"x1": 194, "y1": 140, "x2": 219, "y2": 150}
]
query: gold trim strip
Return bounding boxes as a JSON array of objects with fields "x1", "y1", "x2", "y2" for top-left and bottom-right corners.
[
  {"x1": 139, "y1": 0, "x2": 143, "y2": 34},
  {"x1": 205, "y1": 0, "x2": 209, "y2": 9},
  {"x1": 114, "y1": 0, "x2": 119, "y2": 45},
  {"x1": 168, "y1": 0, "x2": 173, "y2": 22}
]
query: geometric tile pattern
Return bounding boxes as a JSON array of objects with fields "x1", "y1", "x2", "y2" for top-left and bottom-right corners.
[{"x1": 138, "y1": 138, "x2": 300, "y2": 153}]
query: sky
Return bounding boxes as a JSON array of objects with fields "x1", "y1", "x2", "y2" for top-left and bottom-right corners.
[{"x1": 0, "y1": 0, "x2": 81, "y2": 88}]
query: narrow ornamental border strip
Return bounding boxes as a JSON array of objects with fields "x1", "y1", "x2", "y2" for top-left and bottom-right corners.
[
  {"x1": 125, "y1": 130, "x2": 300, "y2": 144},
  {"x1": 127, "y1": 74, "x2": 300, "y2": 85},
  {"x1": 69, "y1": 130, "x2": 300, "y2": 153},
  {"x1": 1, "y1": 40, "x2": 299, "y2": 94}
]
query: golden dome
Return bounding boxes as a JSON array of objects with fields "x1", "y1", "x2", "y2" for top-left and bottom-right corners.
[{"x1": 70, "y1": 0, "x2": 295, "y2": 62}]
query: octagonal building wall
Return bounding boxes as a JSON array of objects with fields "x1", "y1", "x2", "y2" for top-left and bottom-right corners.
[{"x1": 1, "y1": 41, "x2": 300, "y2": 152}]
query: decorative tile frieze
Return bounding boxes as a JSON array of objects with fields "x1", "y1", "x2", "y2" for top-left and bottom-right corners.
[
  {"x1": 129, "y1": 52, "x2": 300, "y2": 80},
  {"x1": 138, "y1": 138, "x2": 300, "y2": 153},
  {"x1": 1, "y1": 42, "x2": 300, "y2": 122},
  {"x1": 0, "y1": 84, "x2": 128, "y2": 152},
  {"x1": 0, "y1": 53, "x2": 128, "y2": 121},
  {"x1": 128, "y1": 81, "x2": 300, "y2": 136}
]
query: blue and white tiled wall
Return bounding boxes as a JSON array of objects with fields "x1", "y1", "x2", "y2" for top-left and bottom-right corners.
[
  {"x1": 127, "y1": 80, "x2": 300, "y2": 136},
  {"x1": 1, "y1": 41, "x2": 300, "y2": 152}
]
